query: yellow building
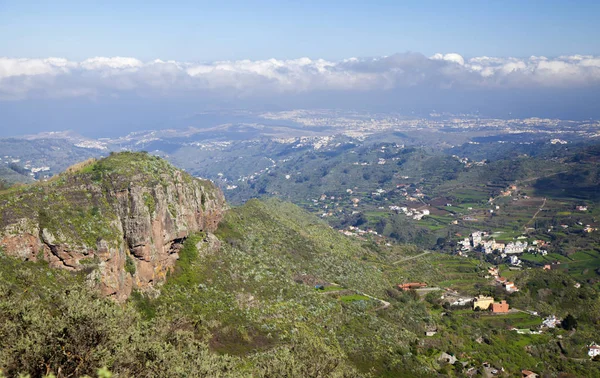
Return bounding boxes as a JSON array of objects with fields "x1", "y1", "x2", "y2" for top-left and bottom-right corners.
[{"x1": 473, "y1": 295, "x2": 494, "y2": 310}]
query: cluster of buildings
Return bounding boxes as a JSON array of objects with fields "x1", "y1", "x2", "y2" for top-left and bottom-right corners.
[
  {"x1": 384, "y1": 184, "x2": 427, "y2": 204},
  {"x1": 458, "y1": 231, "x2": 533, "y2": 256},
  {"x1": 371, "y1": 188, "x2": 386, "y2": 197},
  {"x1": 499, "y1": 184, "x2": 518, "y2": 197},
  {"x1": 0, "y1": 156, "x2": 53, "y2": 180},
  {"x1": 481, "y1": 239, "x2": 529, "y2": 255},
  {"x1": 451, "y1": 154, "x2": 487, "y2": 167},
  {"x1": 444, "y1": 286, "x2": 514, "y2": 313},
  {"x1": 261, "y1": 111, "x2": 594, "y2": 142},
  {"x1": 458, "y1": 232, "x2": 555, "y2": 267},
  {"x1": 509, "y1": 313, "x2": 572, "y2": 336},
  {"x1": 550, "y1": 138, "x2": 568, "y2": 145},
  {"x1": 389, "y1": 205, "x2": 430, "y2": 220},
  {"x1": 338, "y1": 226, "x2": 381, "y2": 239},
  {"x1": 234, "y1": 155, "x2": 279, "y2": 183}
]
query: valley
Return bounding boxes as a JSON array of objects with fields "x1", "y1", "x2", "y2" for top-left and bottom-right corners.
[{"x1": 1, "y1": 112, "x2": 600, "y2": 376}]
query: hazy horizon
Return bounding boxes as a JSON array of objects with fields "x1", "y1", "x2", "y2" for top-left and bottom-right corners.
[{"x1": 1, "y1": 1, "x2": 599, "y2": 136}]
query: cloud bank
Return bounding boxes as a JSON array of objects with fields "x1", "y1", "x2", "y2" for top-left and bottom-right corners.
[{"x1": 1, "y1": 53, "x2": 600, "y2": 100}]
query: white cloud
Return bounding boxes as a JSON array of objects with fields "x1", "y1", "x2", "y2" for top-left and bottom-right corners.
[
  {"x1": 80, "y1": 57, "x2": 143, "y2": 70},
  {"x1": 0, "y1": 57, "x2": 72, "y2": 79},
  {"x1": 0, "y1": 53, "x2": 599, "y2": 100},
  {"x1": 431, "y1": 53, "x2": 465, "y2": 66}
]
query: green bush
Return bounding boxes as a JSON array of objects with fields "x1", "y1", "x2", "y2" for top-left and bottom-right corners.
[{"x1": 124, "y1": 254, "x2": 136, "y2": 275}]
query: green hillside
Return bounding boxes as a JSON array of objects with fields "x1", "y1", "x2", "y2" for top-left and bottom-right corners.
[
  {"x1": 2, "y1": 169, "x2": 600, "y2": 376},
  {"x1": 0, "y1": 198, "x2": 429, "y2": 377},
  {"x1": 0, "y1": 200, "x2": 600, "y2": 377}
]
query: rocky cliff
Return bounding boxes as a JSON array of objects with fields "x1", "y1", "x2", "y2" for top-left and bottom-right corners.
[{"x1": 0, "y1": 152, "x2": 225, "y2": 301}]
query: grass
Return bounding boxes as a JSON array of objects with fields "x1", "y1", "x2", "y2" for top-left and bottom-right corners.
[
  {"x1": 448, "y1": 188, "x2": 490, "y2": 203},
  {"x1": 500, "y1": 268, "x2": 520, "y2": 280},
  {"x1": 568, "y1": 250, "x2": 600, "y2": 261},
  {"x1": 339, "y1": 294, "x2": 371, "y2": 302},
  {"x1": 477, "y1": 312, "x2": 541, "y2": 329}
]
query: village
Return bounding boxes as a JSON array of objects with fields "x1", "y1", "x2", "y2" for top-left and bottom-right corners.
[
  {"x1": 395, "y1": 264, "x2": 600, "y2": 377},
  {"x1": 456, "y1": 230, "x2": 544, "y2": 265}
]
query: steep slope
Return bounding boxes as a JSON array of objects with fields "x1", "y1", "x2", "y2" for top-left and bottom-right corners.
[{"x1": 0, "y1": 152, "x2": 225, "y2": 300}]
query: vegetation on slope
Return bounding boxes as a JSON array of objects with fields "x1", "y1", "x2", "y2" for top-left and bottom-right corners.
[{"x1": 2, "y1": 198, "x2": 600, "y2": 377}]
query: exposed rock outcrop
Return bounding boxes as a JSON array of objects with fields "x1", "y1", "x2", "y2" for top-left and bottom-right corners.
[{"x1": 0, "y1": 152, "x2": 225, "y2": 301}]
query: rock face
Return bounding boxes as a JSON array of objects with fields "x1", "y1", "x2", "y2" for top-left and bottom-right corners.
[{"x1": 0, "y1": 152, "x2": 225, "y2": 301}]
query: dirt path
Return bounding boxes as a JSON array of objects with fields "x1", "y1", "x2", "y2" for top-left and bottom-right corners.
[
  {"x1": 392, "y1": 250, "x2": 431, "y2": 265},
  {"x1": 372, "y1": 299, "x2": 391, "y2": 311},
  {"x1": 524, "y1": 197, "x2": 547, "y2": 229},
  {"x1": 320, "y1": 290, "x2": 391, "y2": 311},
  {"x1": 321, "y1": 282, "x2": 391, "y2": 311},
  {"x1": 360, "y1": 292, "x2": 390, "y2": 311}
]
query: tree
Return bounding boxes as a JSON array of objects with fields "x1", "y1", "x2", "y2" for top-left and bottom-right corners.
[
  {"x1": 454, "y1": 361, "x2": 464, "y2": 374},
  {"x1": 436, "y1": 237, "x2": 446, "y2": 248},
  {"x1": 561, "y1": 314, "x2": 578, "y2": 330}
]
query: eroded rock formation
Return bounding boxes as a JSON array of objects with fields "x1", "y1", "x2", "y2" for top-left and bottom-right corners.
[{"x1": 0, "y1": 153, "x2": 225, "y2": 301}]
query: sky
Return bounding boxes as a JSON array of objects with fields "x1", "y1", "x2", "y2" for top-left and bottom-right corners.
[
  {"x1": 0, "y1": 1, "x2": 599, "y2": 136},
  {"x1": 1, "y1": 0, "x2": 599, "y2": 61}
]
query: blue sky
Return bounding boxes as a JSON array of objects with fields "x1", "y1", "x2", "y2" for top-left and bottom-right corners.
[{"x1": 1, "y1": 0, "x2": 599, "y2": 61}]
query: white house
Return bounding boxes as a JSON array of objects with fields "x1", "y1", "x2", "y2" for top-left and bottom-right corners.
[
  {"x1": 588, "y1": 344, "x2": 600, "y2": 358},
  {"x1": 504, "y1": 282, "x2": 519, "y2": 293},
  {"x1": 451, "y1": 298, "x2": 473, "y2": 307},
  {"x1": 509, "y1": 256, "x2": 521, "y2": 266},
  {"x1": 505, "y1": 241, "x2": 528, "y2": 254},
  {"x1": 482, "y1": 239, "x2": 501, "y2": 254},
  {"x1": 458, "y1": 238, "x2": 472, "y2": 251},
  {"x1": 471, "y1": 231, "x2": 484, "y2": 246},
  {"x1": 543, "y1": 315, "x2": 561, "y2": 328}
]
